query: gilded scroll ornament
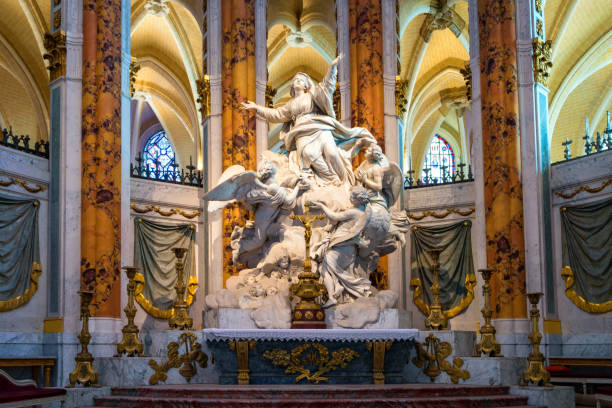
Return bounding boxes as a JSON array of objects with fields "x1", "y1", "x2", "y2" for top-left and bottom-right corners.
[
  {"x1": 532, "y1": 38, "x2": 553, "y2": 86},
  {"x1": 134, "y1": 272, "x2": 198, "y2": 319},
  {"x1": 0, "y1": 262, "x2": 42, "y2": 312},
  {"x1": 43, "y1": 31, "x2": 66, "y2": 81},
  {"x1": 561, "y1": 266, "x2": 612, "y2": 314},
  {"x1": 263, "y1": 343, "x2": 359, "y2": 384},
  {"x1": 407, "y1": 207, "x2": 474, "y2": 220},
  {"x1": 410, "y1": 273, "x2": 477, "y2": 321},
  {"x1": 554, "y1": 179, "x2": 611, "y2": 199},
  {"x1": 412, "y1": 333, "x2": 470, "y2": 384},
  {"x1": 0, "y1": 177, "x2": 47, "y2": 193},
  {"x1": 149, "y1": 332, "x2": 208, "y2": 385},
  {"x1": 130, "y1": 203, "x2": 200, "y2": 219}
]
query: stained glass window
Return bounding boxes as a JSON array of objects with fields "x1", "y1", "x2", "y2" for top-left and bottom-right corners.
[
  {"x1": 422, "y1": 135, "x2": 455, "y2": 182},
  {"x1": 142, "y1": 131, "x2": 179, "y2": 180}
]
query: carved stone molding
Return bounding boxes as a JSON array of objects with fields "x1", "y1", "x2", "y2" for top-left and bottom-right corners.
[
  {"x1": 145, "y1": 0, "x2": 169, "y2": 17},
  {"x1": 419, "y1": 2, "x2": 465, "y2": 43},
  {"x1": 395, "y1": 77, "x2": 408, "y2": 117},
  {"x1": 129, "y1": 60, "x2": 141, "y2": 98},
  {"x1": 43, "y1": 31, "x2": 67, "y2": 81},
  {"x1": 459, "y1": 62, "x2": 472, "y2": 101},
  {"x1": 196, "y1": 76, "x2": 211, "y2": 117},
  {"x1": 532, "y1": 38, "x2": 553, "y2": 86}
]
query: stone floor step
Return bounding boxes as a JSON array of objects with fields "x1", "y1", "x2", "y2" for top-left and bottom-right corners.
[
  {"x1": 91, "y1": 395, "x2": 531, "y2": 408},
  {"x1": 109, "y1": 384, "x2": 512, "y2": 400}
]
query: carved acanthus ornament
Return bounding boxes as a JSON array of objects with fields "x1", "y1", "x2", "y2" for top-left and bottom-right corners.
[
  {"x1": 196, "y1": 76, "x2": 211, "y2": 117},
  {"x1": 419, "y1": 1, "x2": 465, "y2": 43},
  {"x1": 459, "y1": 62, "x2": 472, "y2": 101},
  {"x1": 395, "y1": 77, "x2": 408, "y2": 117},
  {"x1": 265, "y1": 82, "x2": 277, "y2": 108},
  {"x1": 129, "y1": 60, "x2": 141, "y2": 98},
  {"x1": 145, "y1": 0, "x2": 169, "y2": 17},
  {"x1": 43, "y1": 31, "x2": 66, "y2": 81},
  {"x1": 532, "y1": 38, "x2": 553, "y2": 86}
]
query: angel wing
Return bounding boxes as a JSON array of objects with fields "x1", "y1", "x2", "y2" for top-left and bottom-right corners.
[
  {"x1": 203, "y1": 165, "x2": 258, "y2": 211},
  {"x1": 381, "y1": 162, "x2": 403, "y2": 207}
]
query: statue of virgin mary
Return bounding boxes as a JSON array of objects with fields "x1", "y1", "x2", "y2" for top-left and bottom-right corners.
[{"x1": 242, "y1": 54, "x2": 376, "y2": 186}]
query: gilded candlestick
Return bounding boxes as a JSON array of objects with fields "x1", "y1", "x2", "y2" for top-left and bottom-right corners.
[
  {"x1": 475, "y1": 268, "x2": 502, "y2": 356},
  {"x1": 425, "y1": 250, "x2": 447, "y2": 330},
  {"x1": 521, "y1": 292, "x2": 551, "y2": 386},
  {"x1": 168, "y1": 247, "x2": 193, "y2": 330},
  {"x1": 116, "y1": 266, "x2": 144, "y2": 356},
  {"x1": 68, "y1": 291, "x2": 99, "y2": 387}
]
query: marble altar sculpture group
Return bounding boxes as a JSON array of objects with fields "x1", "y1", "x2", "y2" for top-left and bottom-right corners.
[{"x1": 204, "y1": 55, "x2": 409, "y2": 329}]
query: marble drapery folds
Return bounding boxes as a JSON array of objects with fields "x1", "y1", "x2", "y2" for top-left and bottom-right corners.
[
  {"x1": 348, "y1": 0, "x2": 387, "y2": 289},
  {"x1": 222, "y1": 0, "x2": 256, "y2": 285},
  {"x1": 81, "y1": 0, "x2": 122, "y2": 316},
  {"x1": 478, "y1": 0, "x2": 526, "y2": 318}
]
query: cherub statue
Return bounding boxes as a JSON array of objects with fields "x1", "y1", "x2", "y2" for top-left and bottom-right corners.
[
  {"x1": 310, "y1": 186, "x2": 374, "y2": 307},
  {"x1": 241, "y1": 54, "x2": 376, "y2": 186},
  {"x1": 204, "y1": 159, "x2": 307, "y2": 263},
  {"x1": 355, "y1": 144, "x2": 403, "y2": 210}
]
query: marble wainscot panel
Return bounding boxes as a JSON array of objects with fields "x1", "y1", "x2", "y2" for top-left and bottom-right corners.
[
  {"x1": 561, "y1": 333, "x2": 612, "y2": 357},
  {"x1": 210, "y1": 308, "x2": 400, "y2": 329},
  {"x1": 496, "y1": 333, "x2": 532, "y2": 357},
  {"x1": 510, "y1": 385, "x2": 575, "y2": 408},
  {"x1": 403, "y1": 356, "x2": 526, "y2": 385},
  {"x1": 205, "y1": 329, "x2": 417, "y2": 385},
  {"x1": 0, "y1": 332, "x2": 44, "y2": 357}
]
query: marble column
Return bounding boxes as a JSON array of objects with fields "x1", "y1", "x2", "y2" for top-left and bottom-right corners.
[
  {"x1": 255, "y1": 0, "x2": 268, "y2": 157},
  {"x1": 80, "y1": 0, "x2": 123, "y2": 318},
  {"x1": 207, "y1": 0, "x2": 223, "y2": 294},
  {"x1": 221, "y1": 0, "x2": 256, "y2": 285},
  {"x1": 515, "y1": 0, "x2": 554, "y2": 312},
  {"x1": 45, "y1": 0, "x2": 84, "y2": 387},
  {"x1": 478, "y1": 0, "x2": 527, "y2": 319},
  {"x1": 335, "y1": 0, "x2": 351, "y2": 127}
]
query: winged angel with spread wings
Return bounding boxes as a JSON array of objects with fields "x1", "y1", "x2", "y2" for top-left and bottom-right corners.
[{"x1": 204, "y1": 159, "x2": 307, "y2": 264}]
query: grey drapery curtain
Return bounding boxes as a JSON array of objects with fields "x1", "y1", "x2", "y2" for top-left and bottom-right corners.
[
  {"x1": 134, "y1": 217, "x2": 195, "y2": 310},
  {"x1": 410, "y1": 220, "x2": 474, "y2": 309},
  {"x1": 561, "y1": 196, "x2": 612, "y2": 303},
  {"x1": 0, "y1": 194, "x2": 40, "y2": 301}
]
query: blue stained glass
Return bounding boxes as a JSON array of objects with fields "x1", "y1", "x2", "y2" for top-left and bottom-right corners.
[
  {"x1": 422, "y1": 135, "x2": 455, "y2": 182},
  {"x1": 142, "y1": 131, "x2": 179, "y2": 180}
]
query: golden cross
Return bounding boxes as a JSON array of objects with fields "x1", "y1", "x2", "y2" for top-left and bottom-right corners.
[{"x1": 290, "y1": 202, "x2": 324, "y2": 272}]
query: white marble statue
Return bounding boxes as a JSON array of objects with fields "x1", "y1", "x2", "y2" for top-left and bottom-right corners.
[
  {"x1": 204, "y1": 55, "x2": 411, "y2": 329},
  {"x1": 241, "y1": 54, "x2": 376, "y2": 186}
]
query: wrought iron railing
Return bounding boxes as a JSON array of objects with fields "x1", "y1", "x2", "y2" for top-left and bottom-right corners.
[
  {"x1": 556, "y1": 112, "x2": 612, "y2": 164},
  {"x1": 404, "y1": 161, "x2": 473, "y2": 189},
  {"x1": 1, "y1": 127, "x2": 49, "y2": 158},
  {"x1": 130, "y1": 155, "x2": 203, "y2": 187}
]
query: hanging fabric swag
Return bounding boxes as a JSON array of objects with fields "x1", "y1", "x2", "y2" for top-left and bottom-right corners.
[
  {"x1": 134, "y1": 217, "x2": 196, "y2": 313},
  {"x1": 0, "y1": 194, "x2": 40, "y2": 310},
  {"x1": 560, "y1": 196, "x2": 612, "y2": 313},
  {"x1": 410, "y1": 220, "x2": 476, "y2": 319}
]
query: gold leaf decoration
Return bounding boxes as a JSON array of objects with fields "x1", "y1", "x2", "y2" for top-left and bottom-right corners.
[
  {"x1": 554, "y1": 179, "x2": 611, "y2": 199},
  {"x1": 130, "y1": 203, "x2": 200, "y2": 219},
  {"x1": 407, "y1": 207, "x2": 475, "y2": 220},
  {"x1": 134, "y1": 272, "x2": 198, "y2": 319},
  {"x1": 0, "y1": 177, "x2": 47, "y2": 193},
  {"x1": 149, "y1": 332, "x2": 207, "y2": 385},
  {"x1": 0, "y1": 262, "x2": 42, "y2": 312},
  {"x1": 412, "y1": 333, "x2": 470, "y2": 383},
  {"x1": 561, "y1": 266, "x2": 612, "y2": 314}
]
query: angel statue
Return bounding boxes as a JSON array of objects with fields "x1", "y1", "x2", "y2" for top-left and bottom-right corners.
[
  {"x1": 241, "y1": 54, "x2": 376, "y2": 186},
  {"x1": 355, "y1": 144, "x2": 403, "y2": 210},
  {"x1": 204, "y1": 159, "x2": 307, "y2": 265},
  {"x1": 310, "y1": 186, "x2": 374, "y2": 307}
]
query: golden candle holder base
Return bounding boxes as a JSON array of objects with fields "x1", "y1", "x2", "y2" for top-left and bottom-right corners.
[
  {"x1": 67, "y1": 291, "x2": 99, "y2": 387},
  {"x1": 475, "y1": 268, "x2": 502, "y2": 357},
  {"x1": 116, "y1": 266, "x2": 144, "y2": 357},
  {"x1": 425, "y1": 250, "x2": 448, "y2": 330},
  {"x1": 520, "y1": 292, "x2": 551, "y2": 386},
  {"x1": 289, "y1": 202, "x2": 327, "y2": 329},
  {"x1": 168, "y1": 247, "x2": 193, "y2": 330}
]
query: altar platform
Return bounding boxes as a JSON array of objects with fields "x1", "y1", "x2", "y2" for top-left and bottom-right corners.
[{"x1": 204, "y1": 328, "x2": 418, "y2": 385}]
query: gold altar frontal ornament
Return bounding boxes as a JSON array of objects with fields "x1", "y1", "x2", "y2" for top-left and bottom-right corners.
[
  {"x1": 68, "y1": 291, "x2": 99, "y2": 387},
  {"x1": 290, "y1": 202, "x2": 328, "y2": 329}
]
